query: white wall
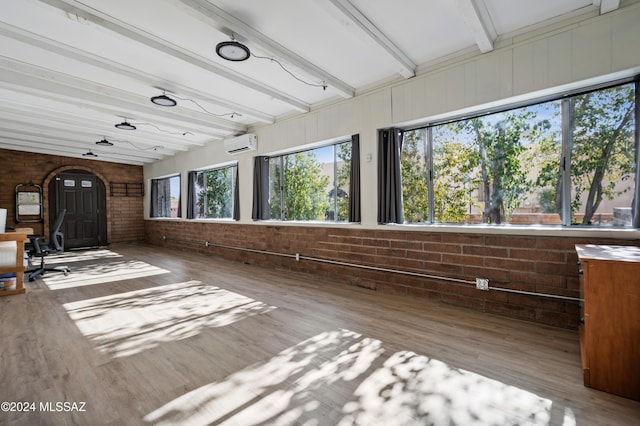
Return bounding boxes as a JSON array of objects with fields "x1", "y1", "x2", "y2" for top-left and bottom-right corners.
[{"x1": 144, "y1": 4, "x2": 640, "y2": 229}]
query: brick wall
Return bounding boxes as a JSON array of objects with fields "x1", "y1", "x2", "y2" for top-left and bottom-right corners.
[
  {"x1": 0, "y1": 148, "x2": 144, "y2": 243},
  {"x1": 145, "y1": 219, "x2": 635, "y2": 329}
]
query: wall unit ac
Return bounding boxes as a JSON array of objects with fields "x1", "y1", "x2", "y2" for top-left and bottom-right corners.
[{"x1": 224, "y1": 133, "x2": 257, "y2": 155}]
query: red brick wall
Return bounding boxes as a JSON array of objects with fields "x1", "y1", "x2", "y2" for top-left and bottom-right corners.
[
  {"x1": 144, "y1": 219, "x2": 635, "y2": 329},
  {"x1": 0, "y1": 148, "x2": 144, "y2": 243}
]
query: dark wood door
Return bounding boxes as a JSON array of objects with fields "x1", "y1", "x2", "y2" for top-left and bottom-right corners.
[{"x1": 55, "y1": 173, "x2": 101, "y2": 249}]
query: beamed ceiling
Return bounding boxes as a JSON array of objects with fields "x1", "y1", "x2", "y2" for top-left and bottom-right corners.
[{"x1": 0, "y1": 0, "x2": 629, "y2": 165}]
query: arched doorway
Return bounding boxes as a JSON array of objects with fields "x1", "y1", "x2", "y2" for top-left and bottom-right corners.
[{"x1": 49, "y1": 170, "x2": 107, "y2": 249}]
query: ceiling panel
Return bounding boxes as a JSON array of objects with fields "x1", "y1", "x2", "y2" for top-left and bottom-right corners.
[
  {"x1": 0, "y1": 0, "x2": 627, "y2": 164},
  {"x1": 484, "y1": 0, "x2": 595, "y2": 35}
]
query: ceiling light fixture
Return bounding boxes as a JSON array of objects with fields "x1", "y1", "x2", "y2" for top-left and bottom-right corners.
[
  {"x1": 216, "y1": 34, "x2": 250, "y2": 62},
  {"x1": 115, "y1": 120, "x2": 136, "y2": 130},
  {"x1": 95, "y1": 138, "x2": 113, "y2": 147},
  {"x1": 82, "y1": 151, "x2": 98, "y2": 158},
  {"x1": 150, "y1": 90, "x2": 177, "y2": 107},
  {"x1": 216, "y1": 34, "x2": 326, "y2": 90}
]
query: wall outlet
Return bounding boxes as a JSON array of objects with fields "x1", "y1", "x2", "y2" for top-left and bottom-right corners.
[
  {"x1": 475, "y1": 278, "x2": 489, "y2": 291},
  {"x1": 295, "y1": 253, "x2": 300, "y2": 261}
]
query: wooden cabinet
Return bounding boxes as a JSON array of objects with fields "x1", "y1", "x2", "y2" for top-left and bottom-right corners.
[
  {"x1": 0, "y1": 232, "x2": 28, "y2": 296},
  {"x1": 575, "y1": 244, "x2": 640, "y2": 401}
]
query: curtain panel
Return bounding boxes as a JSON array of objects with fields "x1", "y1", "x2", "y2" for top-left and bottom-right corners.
[
  {"x1": 233, "y1": 166, "x2": 240, "y2": 221},
  {"x1": 150, "y1": 179, "x2": 159, "y2": 217},
  {"x1": 377, "y1": 128, "x2": 404, "y2": 224},
  {"x1": 349, "y1": 134, "x2": 361, "y2": 223},
  {"x1": 252, "y1": 156, "x2": 271, "y2": 220},
  {"x1": 186, "y1": 171, "x2": 197, "y2": 219}
]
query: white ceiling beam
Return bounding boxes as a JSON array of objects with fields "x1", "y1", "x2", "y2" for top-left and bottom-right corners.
[
  {"x1": 453, "y1": 0, "x2": 497, "y2": 53},
  {"x1": 0, "y1": 117, "x2": 172, "y2": 158},
  {"x1": 0, "y1": 135, "x2": 151, "y2": 165},
  {"x1": 593, "y1": 0, "x2": 620, "y2": 14},
  {"x1": 0, "y1": 57, "x2": 241, "y2": 137},
  {"x1": 0, "y1": 103, "x2": 193, "y2": 152},
  {"x1": 326, "y1": 0, "x2": 415, "y2": 79},
  {"x1": 37, "y1": 0, "x2": 310, "y2": 112},
  {"x1": 0, "y1": 22, "x2": 275, "y2": 125},
  {"x1": 176, "y1": 0, "x2": 355, "y2": 98},
  {"x1": 0, "y1": 96, "x2": 202, "y2": 151},
  {"x1": 1, "y1": 83, "x2": 220, "y2": 143}
]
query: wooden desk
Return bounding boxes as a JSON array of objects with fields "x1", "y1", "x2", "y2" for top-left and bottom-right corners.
[
  {"x1": 0, "y1": 232, "x2": 28, "y2": 296},
  {"x1": 575, "y1": 244, "x2": 640, "y2": 401}
]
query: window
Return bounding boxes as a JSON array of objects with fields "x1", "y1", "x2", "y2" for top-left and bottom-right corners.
[
  {"x1": 398, "y1": 81, "x2": 637, "y2": 227},
  {"x1": 150, "y1": 175, "x2": 181, "y2": 218},
  {"x1": 567, "y1": 85, "x2": 636, "y2": 226},
  {"x1": 190, "y1": 164, "x2": 237, "y2": 219},
  {"x1": 268, "y1": 141, "x2": 352, "y2": 221}
]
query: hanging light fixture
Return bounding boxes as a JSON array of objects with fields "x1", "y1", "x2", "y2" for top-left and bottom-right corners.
[
  {"x1": 215, "y1": 34, "x2": 326, "y2": 90},
  {"x1": 82, "y1": 151, "x2": 98, "y2": 158},
  {"x1": 95, "y1": 138, "x2": 113, "y2": 147},
  {"x1": 115, "y1": 120, "x2": 136, "y2": 130},
  {"x1": 150, "y1": 90, "x2": 177, "y2": 107},
  {"x1": 216, "y1": 34, "x2": 250, "y2": 62}
]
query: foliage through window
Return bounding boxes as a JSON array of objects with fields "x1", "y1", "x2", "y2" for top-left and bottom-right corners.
[
  {"x1": 150, "y1": 175, "x2": 180, "y2": 218},
  {"x1": 400, "y1": 81, "x2": 637, "y2": 227},
  {"x1": 193, "y1": 165, "x2": 237, "y2": 219},
  {"x1": 269, "y1": 142, "x2": 352, "y2": 221}
]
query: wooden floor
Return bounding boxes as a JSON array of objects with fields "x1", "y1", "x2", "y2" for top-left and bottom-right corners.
[{"x1": 1, "y1": 243, "x2": 639, "y2": 426}]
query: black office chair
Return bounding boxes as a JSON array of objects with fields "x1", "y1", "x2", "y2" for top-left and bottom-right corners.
[{"x1": 27, "y1": 209, "x2": 71, "y2": 281}]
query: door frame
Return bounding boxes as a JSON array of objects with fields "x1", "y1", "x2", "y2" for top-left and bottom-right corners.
[{"x1": 43, "y1": 166, "x2": 110, "y2": 247}]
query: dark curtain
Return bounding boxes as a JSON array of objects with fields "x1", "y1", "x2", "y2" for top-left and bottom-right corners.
[
  {"x1": 377, "y1": 128, "x2": 404, "y2": 224},
  {"x1": 633, "y1": 77, "x2": 640, "y2": 227},
  {"x1": 150, "y1": 179, "x2": 159, "y2": 217},
  {"x1": 176, "y1": 177, "x2": 182, "y2": 218},
  {"x1": 233, "y1": 165, "x2": 240, "y2": 221},
  {"x1": 349, "y1": 134, "x2": 361, "y2": 222},
  {"x1": 252, "y1": 156, "x2": 270, "y2": 220},
  {"x1": 186, "y1": 171, "x2": 197, "y2": 219}
]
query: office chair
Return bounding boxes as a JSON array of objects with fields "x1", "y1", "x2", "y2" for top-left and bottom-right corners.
[{"x1": 27, "y1": 209, "x2": 71, "y2": 281}]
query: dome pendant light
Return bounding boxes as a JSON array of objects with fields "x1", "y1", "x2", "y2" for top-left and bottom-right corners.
[
  {"x1": 216, "y1": 34, "x2": 250, "y2": 62},
  {"x1": 83, "y1": 151, "x2": 98, "y2": 158},
  {"x1": 95, "y1": 138, "x2": 113, "y2": 147},
  {"x1": 150, "y1": 90, "x2": 177, "y2": 107},
  {"x1": 115, "y1": 120, "x2": 136, "y2": 130}
]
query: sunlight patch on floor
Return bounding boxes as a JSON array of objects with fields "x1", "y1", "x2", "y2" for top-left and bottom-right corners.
[
  {"x1": 145, "y1": 329, "x2": 566, "y2": 426},
  {"x1": 339, "y1": 351, "x2": 552, "y2": 425},
  {"x1": 39, "y1": 249, "x2": 123, "y2": 265},
  {"x1": 43, "y1": 259, "x2": 169, "y2": 290},
  {"x1": 144, "y1": 329, "x2": 383, "y2": 426},
  {"x1": 64, "y1": 280, "x2": 276, "y2": 358}
]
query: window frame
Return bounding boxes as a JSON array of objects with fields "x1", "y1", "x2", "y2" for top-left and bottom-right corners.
[
  {"x1": 150, "y1": 174, "x2": 181, "y2": 219},
  {"x1": 268, "y1": 140, "x2": 353, "y2": 222},
  {"x1": 398, "y1": 77, "x2": 639, "y2": 229},
  {"x1": 190, "y1": 163, "x2": 238, "y2": 220}
]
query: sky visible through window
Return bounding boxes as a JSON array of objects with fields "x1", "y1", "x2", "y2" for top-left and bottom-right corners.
[{"x1": 170, "y1": 176, "x2": 180, "y2": 199}]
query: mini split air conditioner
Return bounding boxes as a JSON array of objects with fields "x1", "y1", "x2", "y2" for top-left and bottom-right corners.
[{"x1": 224, "y1": 133, "x2": 257, "y2": 155}]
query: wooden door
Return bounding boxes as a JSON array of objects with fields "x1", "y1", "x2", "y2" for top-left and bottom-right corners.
[{"x1": 55, "y1": 172, "x2": 101, "y2": 249}]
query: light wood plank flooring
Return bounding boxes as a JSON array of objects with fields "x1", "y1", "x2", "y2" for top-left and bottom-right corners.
[{"x1": 1, "y1": 242, "x2": 639, "y2": 425}]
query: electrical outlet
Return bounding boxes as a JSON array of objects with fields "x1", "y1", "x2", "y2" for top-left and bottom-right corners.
[
  {"x1": 295, "y1": 253, "x2": 300, "y2": 261},
  {"x1": 475, "y1": 278, "x2": 489, "y2": 291}
]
